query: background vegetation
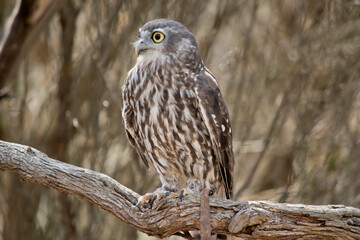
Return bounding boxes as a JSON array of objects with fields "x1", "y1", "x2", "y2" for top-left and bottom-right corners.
[{"x1": 0, "y1": 0, "x2": 359, "y2": 239}]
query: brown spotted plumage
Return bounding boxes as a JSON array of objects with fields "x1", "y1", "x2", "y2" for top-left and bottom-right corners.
[{"x1": 122, "y1": 19, "x2": 234, "y2": 207}]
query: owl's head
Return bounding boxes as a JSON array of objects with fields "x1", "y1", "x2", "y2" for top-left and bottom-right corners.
[{"x1": 134, "y1": 19, "x2": 202, "y2": 68}]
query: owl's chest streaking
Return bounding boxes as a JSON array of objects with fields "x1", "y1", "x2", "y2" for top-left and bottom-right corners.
[{"x1": 122, "y1": 60, "x2": 217, "y2": 190}]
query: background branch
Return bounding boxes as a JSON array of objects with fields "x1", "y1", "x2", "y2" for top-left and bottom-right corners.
[
  {"x1": 1, "y1": 140, "x2": 359, "y2": 239},
  {"x1": 0, "y1": 0, "x2": 63, "y2": 88}
]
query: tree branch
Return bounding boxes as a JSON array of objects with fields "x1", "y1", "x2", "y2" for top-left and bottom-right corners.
[{"x1": 0, "y1": 140, "x2": 359, "y2": 239}]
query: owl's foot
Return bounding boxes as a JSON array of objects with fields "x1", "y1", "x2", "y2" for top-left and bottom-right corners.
[
  {"x1": 178, "y1": 178, "x2": 217, "y2": 201},
  {"x1": 137, "y1": 188, "x2": 177, "y2": 211},
  {"x1": 179, "y1": 185, "x2": 216, "y2": 201}
]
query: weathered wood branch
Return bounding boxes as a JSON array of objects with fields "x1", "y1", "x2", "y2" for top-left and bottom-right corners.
[{"x1": 0, "y1": 140, "x2": 359, "y2": 239}]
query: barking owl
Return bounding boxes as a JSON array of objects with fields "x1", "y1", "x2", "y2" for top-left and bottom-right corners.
[{"x1": 122, "y1": 19, "x2": 234, "y2": 208}]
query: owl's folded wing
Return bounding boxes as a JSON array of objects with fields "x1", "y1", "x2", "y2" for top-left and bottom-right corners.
[{"x1": 194, "y1": 69, "x2": 234, "y2": 199}]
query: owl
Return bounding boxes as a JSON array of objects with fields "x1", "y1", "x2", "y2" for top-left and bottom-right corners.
[{"x1": 122, "y1": 19, "x2": 234, "y2": 208}]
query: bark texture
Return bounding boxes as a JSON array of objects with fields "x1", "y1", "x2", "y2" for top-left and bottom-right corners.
[{"x1": 0, "y1": 140, "x2": 359, "y2": 239}]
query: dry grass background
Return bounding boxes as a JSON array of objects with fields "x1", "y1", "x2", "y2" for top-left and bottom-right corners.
[{"x1": 0, "y1": 0, "x2": 359, "y2": 239}]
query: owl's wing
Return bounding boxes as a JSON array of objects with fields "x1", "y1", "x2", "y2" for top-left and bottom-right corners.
[
  {"x1": 194, "y1": 69, "x2": 234, "y2": 199},
  {"x1": 122, "y1": 72, "x2": 150, "y2": 169}
]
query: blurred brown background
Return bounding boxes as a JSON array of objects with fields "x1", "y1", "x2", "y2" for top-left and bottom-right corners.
[{"x1": 0, "y1": 0, "x2": 359, "y2": 239}]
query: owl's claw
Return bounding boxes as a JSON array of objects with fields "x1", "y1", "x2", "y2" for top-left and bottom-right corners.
[
  {"x1": 179, "y1": 189, "x2": 190, "y2": 201},
  {"x1": 137, "y1": 201, "x2": 143, "y2": 211},
  {"x1": 149, "y1": 194, "x2": 158, "y2": 209},
  {"x1": 179, "y1": 187, "x2": 215, "y2": 201},
  {"x1": 137, "y1": 193, "x2": 154, "y2": 211},
  {"x1": 137, "y1": 190, "x2": 173, "y2": 210},
  {"x1": 209, "y1": 187, "x2": 216, "y2": 196},
  {"x1": 149, "y1": 191, "x2": 173, "y2": 208},
  {"x1": 137, "y1": 187, "x2": 197, "y2": 210},
  {"x1": 163, "y1": 191, "x2": 171, "y2": 198},
  {"x1": 180, "y1": 189, "x2": 185, "y2": 201}
]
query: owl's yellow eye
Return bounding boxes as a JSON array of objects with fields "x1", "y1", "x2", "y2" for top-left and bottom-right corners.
[{"x1": 152, "y1": 32, "x2": 165, "y2": 43}]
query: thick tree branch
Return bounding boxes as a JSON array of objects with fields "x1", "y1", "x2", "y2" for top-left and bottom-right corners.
[{"x1": 0, "y1": 140, "x2": 359, "y2": 239}]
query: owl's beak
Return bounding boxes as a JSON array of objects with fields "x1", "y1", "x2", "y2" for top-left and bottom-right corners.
[{"x1": 134, "y1": 39, "x2": 149, "y2": 56}]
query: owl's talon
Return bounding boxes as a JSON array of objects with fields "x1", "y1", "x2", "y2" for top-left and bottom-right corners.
[
  {"x1": 164, "y1": 191, "x2": 171, "y2": 198},
  {"x1": 179, "y1": 189, "x2": 190, "y2": 201},
  {"x1": 209, "y1": 187, "x2": 215, "y2": 196},
  {"x1": 136, "y1": 193, "x2": 154, "y2": 210},
  {"x1": 137, "y1": 201, "x2": 144, "y2": 211},
  {"x1": 180, "y1": 189, "x2": 185, "y2": 201},
  {"x1": 136, "y1": 189, "x2": 176, "y2": 210},
  {"x1": 149, "y1": 194, "x2": 158, "y2": 209}
]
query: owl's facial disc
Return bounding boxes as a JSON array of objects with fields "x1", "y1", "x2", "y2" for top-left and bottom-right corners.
[
  {"x1": 134, "y1": 28, "x2": 166, "y2": 56},
  {"x1": 134, "y1": 19, "x2": 201, "y2": 68}
]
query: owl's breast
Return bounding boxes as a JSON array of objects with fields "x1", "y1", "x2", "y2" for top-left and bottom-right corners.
[{"x1": 126, "y1": 67, "x2": 217, "y2": 188}]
